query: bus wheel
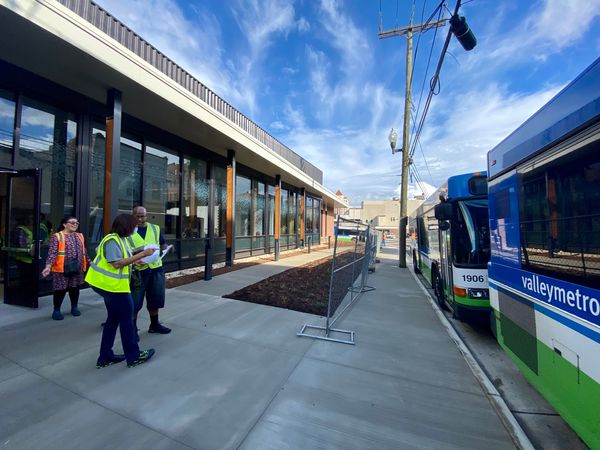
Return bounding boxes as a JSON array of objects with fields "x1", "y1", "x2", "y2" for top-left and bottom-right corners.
[
  {"x1": 432, "y1": 272, "x2": 445, "y2": 310},
  {"x1": 413, "y1": 252, "x2": 420, "y2": 274}
]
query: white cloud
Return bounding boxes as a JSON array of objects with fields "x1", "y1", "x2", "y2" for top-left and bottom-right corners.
[{"x1": 475, "y1": 0, "x2": 600, "y2": 66}]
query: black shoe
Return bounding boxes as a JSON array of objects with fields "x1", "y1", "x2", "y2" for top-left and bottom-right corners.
[
  {"x1": 96, "y1": 354, "x2": 126, "y2": 369},
  {"x1": 148, "y1": 323, "x2": 171, "y2": 334},
  {"x1": 127, "y1": 349, "x2": 155, "y2": 368}
]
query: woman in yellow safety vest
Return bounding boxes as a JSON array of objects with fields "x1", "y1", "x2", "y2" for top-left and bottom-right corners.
[
  {"x1": 41, "y1": 216, "x2": 90, "y2": 321},
  {"x1": 85, "y1": 214, "x2": 156, "y2": 368}
]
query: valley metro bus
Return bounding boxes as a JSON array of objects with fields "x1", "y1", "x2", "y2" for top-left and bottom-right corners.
[
  {"x1": 410, "y1": 171, "x2": 491, "y2": 322},
  {"x1": 487, "y1": 57, "x2": 600, "y2": 448}
]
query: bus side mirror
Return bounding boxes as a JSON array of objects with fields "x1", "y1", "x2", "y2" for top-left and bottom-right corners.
[
  {"x1": 439, "y1": 221, "x2": 450, "y2": 231},
  {"x1": 434, "y1": 203, "x2": 452, "y2": 221}
]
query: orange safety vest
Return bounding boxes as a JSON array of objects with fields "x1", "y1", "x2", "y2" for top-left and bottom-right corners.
[{"x1": 51, "y1": 232, "x2": 88, "y2": 273}]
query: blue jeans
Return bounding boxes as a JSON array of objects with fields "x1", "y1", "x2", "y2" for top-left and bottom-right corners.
[{"x1": 93, "y1": 287, "x2": 140, "y2": 365}]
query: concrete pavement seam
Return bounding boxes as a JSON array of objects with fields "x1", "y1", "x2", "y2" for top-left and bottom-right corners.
[{"x1": 409, "y1": 269, "x2": 535, "y2": 450}]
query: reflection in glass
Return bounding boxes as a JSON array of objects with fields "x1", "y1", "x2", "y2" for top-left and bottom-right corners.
[
  {"x1": 88, "y1": 127, "x2": 105, "y2": 243},
  {"x1": 280, "y1": 188, "x2": 288, "y2": 235},
  {"x1": 288, "y1": 190, "x2": 296, "y2": 235},
  {"x1": 118, "y1": 136, "x2": 142, "y2": 214},
  {"x1": 19, "y1": 98, "x2": 77, "y2": 237},
  {"x1": 306, "y1": 197, "x2": 313, "y2": 233},
  {"x1": 183, "y1": 156, "x2": 208, "y2": 239},
  {"x1": 236, "y1": 175, "x2": 251, "y2": 236},
  {"x1": 268, "y1": 185, "x2": 275, "y2": 236},
  {"x1": 255, "y1": 181, "x2": 265, "y2": 235},
  {"x1": 214, "y1": 165, "x2": 227, "y2": 237},
  {"x1": 0, "y1": 90, "x2": 15, "y2": 166},
  {"x1": 145, "y1": 143, "x2": 179, "y2": 239}
]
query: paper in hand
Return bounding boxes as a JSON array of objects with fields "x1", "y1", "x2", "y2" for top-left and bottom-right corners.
[
  {"x1": 160, "y1": 245, "x2": 173, "y2": 260},
  {"x1": 139, "y1": 244, "x2": 160, "y2": 264}
]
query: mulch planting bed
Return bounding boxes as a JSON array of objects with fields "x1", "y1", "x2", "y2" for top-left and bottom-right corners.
[
  {"x1": 165, "y1": 262, "x2": 260, "y2": 289},
  {"x1": 223, "y1": 251, "x2": 363, "y2": 316}
]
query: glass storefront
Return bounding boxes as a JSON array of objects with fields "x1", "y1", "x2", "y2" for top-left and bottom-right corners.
[
  {"x1": 18, "y1": 98, "x2": 77, "y2": 233},
  {"x1": 0, "y1": 90, "x2": 15, "y2": 167},
  {"x1": 0, "y1": 82, "x2": 323, "y2": 287}
]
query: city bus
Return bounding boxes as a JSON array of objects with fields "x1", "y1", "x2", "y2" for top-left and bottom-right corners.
[
  {"x1": 487, "y1": 57, "x2": 600, "y2": 448},
  {"x1": 410, "y1": 171, "x2": 491, "y2": 322}
]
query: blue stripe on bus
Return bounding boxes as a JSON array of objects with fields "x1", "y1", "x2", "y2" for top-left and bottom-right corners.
[{"x1": 490, "y1": 280, "x2": 600, "y2": 345}]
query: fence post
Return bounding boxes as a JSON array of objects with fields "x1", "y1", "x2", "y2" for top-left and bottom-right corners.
[
  {"x1": 328, "y1": 235, "x2": 331, "y2": 249},
  {"x1": 308, "y1": 235, "x2": 312, "y2": 253}
]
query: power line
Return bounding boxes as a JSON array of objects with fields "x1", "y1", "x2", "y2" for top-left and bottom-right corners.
[{"x1": 410, "y1": 0, "x2": 464, "y2": 160}]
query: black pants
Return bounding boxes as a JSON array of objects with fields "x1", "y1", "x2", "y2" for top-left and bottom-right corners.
[{"x1": 53, "y1": 288, "x2": 80, "y2": 310}]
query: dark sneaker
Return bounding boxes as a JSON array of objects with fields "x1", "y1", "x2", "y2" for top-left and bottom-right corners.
[
  {"x1": 96, "y1": 354, "x2": 126, "y2": 369},
  {"x1": 71, "y1": 306, "x2": 81, "y2": 317},
  {"x1": 127, "y1": 349, "x2": 155, "y2": 368},
  {"x1": 148, "y1": 323, "x2": 171, "y2": 334},
  {"x1": 52, "y1": 310, "x2": 64, "y2": 321}
]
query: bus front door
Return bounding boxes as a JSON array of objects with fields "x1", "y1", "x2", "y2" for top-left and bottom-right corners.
[{"x1": 438, "y1": 225, "x2": 452, "y2": 304}]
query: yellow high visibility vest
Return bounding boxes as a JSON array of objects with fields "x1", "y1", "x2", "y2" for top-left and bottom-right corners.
[
  {"x1": 14, "y1": 226, "x2": 33, "y2": 264},
  {"x1": 127, "y1": 223, "x2": 162, "y2": 271},
  {"x1": 85, "y1": 233, "x2": 131, "y2": 293}
]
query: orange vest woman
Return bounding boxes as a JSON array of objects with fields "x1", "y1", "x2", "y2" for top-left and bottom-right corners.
[{"x1": 50, "y1": 231, "x2": 88, "y2": 273}]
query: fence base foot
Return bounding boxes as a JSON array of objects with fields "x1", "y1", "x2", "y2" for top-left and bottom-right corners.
[
  {"x1": 348, "y1": 285, "x2": 376, "y2": 294},
  {"x1": 297, "y1": 324, "x2": 355, "y2": 345}
]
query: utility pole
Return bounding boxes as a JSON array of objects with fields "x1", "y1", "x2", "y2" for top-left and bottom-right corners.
[{"x1": 379, "y1": 16, "x2": 445, "y2": 268}]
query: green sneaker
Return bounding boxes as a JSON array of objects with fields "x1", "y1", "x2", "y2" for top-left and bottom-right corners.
[
  {"x1": 127, "y1": 349, "x2": 155, "y2": 368},
  {"x1": 96, "y1": 354, "x2": 126, "y2": 369}
]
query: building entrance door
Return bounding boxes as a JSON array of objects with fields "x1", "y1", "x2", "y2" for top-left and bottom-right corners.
[{"x1": 3, "y1": 169, "x2": 42, "y2": 307}]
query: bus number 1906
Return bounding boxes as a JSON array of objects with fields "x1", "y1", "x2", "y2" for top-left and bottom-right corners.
[{"x1": 462, "y1": 274, "x2": 485, "y2": 283}]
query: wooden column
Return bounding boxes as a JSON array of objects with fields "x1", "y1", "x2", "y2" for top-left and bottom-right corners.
[
  {"x1": 103, "y1": 89, "x2": 122, "y2": 235},
  {"x1": 274, "y1": 175, "x2": 281, "y2": 261},
  {"x1": 225, "y1": 149, "x2": 236, "y2": 266}
]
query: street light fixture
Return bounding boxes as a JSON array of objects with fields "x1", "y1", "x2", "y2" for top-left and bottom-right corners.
[{"x1": 388, "y1": 128, "x2": 400, "y2": 155}]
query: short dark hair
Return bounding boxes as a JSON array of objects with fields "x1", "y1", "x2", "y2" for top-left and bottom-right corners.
[
  {"x1": 110, "y1": 214, "x2": 137, "y2": 237},
  {"x1": 58, "y1": 215, "x2": 77, "y2": 232}
]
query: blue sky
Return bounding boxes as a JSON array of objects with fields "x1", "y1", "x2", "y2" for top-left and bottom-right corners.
[{"x1": 95, "y1": 0, "x2": 600, "y2": 206}]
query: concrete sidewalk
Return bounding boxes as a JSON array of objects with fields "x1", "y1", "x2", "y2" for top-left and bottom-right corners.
[{"x1": 0, "y1": 248, "x2": 516, "y2": 449}]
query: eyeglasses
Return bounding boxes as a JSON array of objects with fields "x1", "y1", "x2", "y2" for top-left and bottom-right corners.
[{"x1": 66, "y1": 221, "x2": 79, "y2": 225}]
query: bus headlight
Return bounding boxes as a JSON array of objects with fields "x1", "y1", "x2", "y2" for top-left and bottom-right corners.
[{"x1": 468, "y1": 288, "x2": 489, "y2": 299}]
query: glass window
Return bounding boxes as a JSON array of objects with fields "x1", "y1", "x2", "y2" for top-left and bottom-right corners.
[
  {"x1": 452, "y1": 200, "x2": 490, "y2": 266},
  {"x1": 305, "y1": 197, "x2": 313, "y2": 233},
  {"x1": 280, "y1": 188, "x2": 288, "y2": 234},
  {"x1": 235, "y1": 175, "x2": 251, "y2": 236},
  {"x1": 268, "y1": 185, "x2": 275, "y2": 235},
  {"x1": 88, "y1": 127, "x2": 105, "y2": 243},
  {"x1": 183, "y1": 156, "x2": 208, "y2": 238},
  {"x1": 214, "y1": 165, "x2": 227, "y2": 238},
  {"x1": 0, "y1": 90, "x2": 15, "y2": 167},
  {"x1": 145, "y1": 143, "x2": 179, "y2": 239},
  {"x1": 519, "y1": 139, "x2": 600, "y2": 288},
  {"x1": 19, "y1": 98, "x2": 77, "y2": 235},
  {"x1": 314, "y1": 198, "x2": 321, "y2": 234},
  {"x1": 254, "y1": 181, "x2": 265, "y2": 236},
  {"x1": 118, "y1": 136, "x2": 142, "y2": 214},
  {"x1": 288, "y1": 191, "x2": 296, "y2": 235}
]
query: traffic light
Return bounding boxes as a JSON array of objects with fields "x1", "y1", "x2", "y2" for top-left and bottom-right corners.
[{"x1": 449, "y1": 14, "x2": 477, "y2": 51}]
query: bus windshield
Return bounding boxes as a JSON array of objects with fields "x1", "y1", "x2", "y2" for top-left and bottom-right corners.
[{"x1": 453, "y1": 199, "x2": 490, "y2": 266}]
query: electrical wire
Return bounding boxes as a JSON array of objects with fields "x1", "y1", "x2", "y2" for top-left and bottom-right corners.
[{"x1": 410, "y1": 0, "x2": 463, "y2": 160}]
